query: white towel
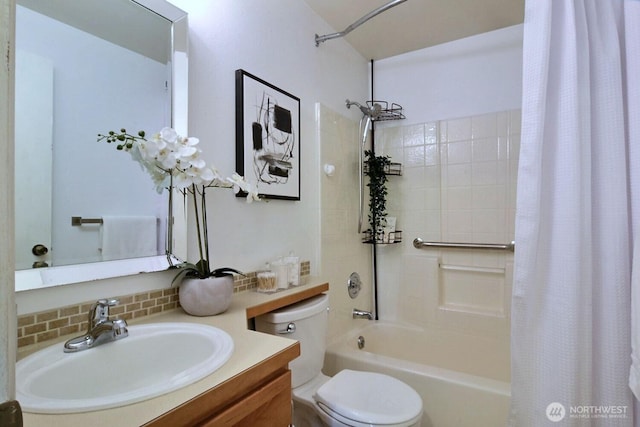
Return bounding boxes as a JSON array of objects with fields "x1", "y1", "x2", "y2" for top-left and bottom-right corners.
[{"x1": 101, "y1": 216, "x2": 157, "y2": 261}]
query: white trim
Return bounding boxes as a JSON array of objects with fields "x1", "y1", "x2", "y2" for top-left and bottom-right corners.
[{"x1": 0, "y1": 0, "x2": 16, "y2": 403}]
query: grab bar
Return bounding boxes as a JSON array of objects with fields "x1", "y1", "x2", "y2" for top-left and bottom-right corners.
[
  {"x1": 413, "y1": 238, "x2": 515, "y2": 252},
  {"x1": 439, "y1": 264, "x2": 506, "y2": 274},
  {"x1": 71, "y1": 216, "x2": 103, "y2": 226}
]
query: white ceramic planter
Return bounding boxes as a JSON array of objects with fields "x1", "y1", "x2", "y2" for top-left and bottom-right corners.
[{"x1": 178, "y1": 275, "x2": 234, "y2": 316}]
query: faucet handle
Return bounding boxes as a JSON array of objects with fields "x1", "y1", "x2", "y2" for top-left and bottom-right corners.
[
  {"x1": 97, "y1": 298, "x2": 119, "y2": 307},
  {"x1": 89, "y1": 298, "x2": 120, "y2": 326}
]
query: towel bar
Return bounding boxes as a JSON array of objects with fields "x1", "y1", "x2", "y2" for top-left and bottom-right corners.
[
  {"x1": 71, "y1": 216, "x2": 103, "y2": 226},
  {"x1": 413, "y1": 238, "x2": 515, "y2": 252}
]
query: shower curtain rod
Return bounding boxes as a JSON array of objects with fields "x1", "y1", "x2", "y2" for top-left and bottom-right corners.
[{"x1": 315, "y1": 0, "x2": 408, "y2": 46}]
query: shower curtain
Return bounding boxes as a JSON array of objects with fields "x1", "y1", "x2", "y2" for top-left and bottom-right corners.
[{"x1": 510, "y1": 1, "x2": 640, "y2": 426}]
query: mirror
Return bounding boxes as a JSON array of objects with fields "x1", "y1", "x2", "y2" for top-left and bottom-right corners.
[{"x1": 15, "y1": 0, "x2": 188, "y2": 291}]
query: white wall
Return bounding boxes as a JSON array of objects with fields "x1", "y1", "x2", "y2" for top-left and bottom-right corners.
[
  {"x1": 168, "y1": 0, "x2": 368, "y2": 275},
  {"x1": 373, "y1": 24, "x2": 523, "y2": 126}
]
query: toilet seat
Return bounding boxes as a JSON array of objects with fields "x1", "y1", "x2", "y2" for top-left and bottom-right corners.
[{"x1": 313, "y1": 369, "x2": 423, "y2": 426}]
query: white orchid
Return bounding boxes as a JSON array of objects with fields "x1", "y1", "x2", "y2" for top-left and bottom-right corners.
[
  {"x1": 227, "y1": 173, "x2": 260, "y2": 203},
  {"x1": 98, "y1": 127, "x2": 260, "y2": 279},
  {"x1": 100, "y1": 127, "x2": 257, "y2": 194},
  {"x1": 159, "y1": 127, "x2": 178, "y2": 144},
  {"x1": 243, "y1": 182, "x2": 261, "y2": 203}
]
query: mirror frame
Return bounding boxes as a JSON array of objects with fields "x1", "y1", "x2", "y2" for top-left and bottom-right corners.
[{"x1": 15, "y1": 0, "x2": 188, "y2": 292}]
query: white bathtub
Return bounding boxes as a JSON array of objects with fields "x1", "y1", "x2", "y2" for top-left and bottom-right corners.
[{"x1": 323, "y1": 322, "x2": 511, "y2": 427}]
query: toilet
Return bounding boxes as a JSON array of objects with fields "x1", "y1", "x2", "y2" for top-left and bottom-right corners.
[{"x1": 255, "y1": 294, "x2": 423, "y2": 427}]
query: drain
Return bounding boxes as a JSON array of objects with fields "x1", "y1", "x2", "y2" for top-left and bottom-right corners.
[{"x1": 357, "y1": 335, "x2": 365, "y2": 350}]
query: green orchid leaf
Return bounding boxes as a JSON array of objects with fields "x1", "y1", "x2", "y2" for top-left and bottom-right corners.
[
  {"x1": 212, "y1": 267, "x2": 246, "y2": 277},
  {"x1": 195, "y1": 259, "x2": 210, "y2": 277},
  {"x1": 170, "y1": 262, "x2": 205, "y2": 286}
]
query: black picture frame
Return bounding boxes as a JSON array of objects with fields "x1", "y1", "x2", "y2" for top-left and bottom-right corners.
[{"x1": 235, "y1": 69, "x2": 301, "y2": 200}]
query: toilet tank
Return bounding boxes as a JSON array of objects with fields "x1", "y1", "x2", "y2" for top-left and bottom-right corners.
[{"x1": 255, "y1": 294, "x2": 329, "y2": 388}]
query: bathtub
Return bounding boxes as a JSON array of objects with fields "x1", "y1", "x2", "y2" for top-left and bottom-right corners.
[{"x1": 323, "y1": 322, "x2": 511, "y2": 427}]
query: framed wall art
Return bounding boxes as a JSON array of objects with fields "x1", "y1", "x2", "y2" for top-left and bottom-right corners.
[{"x1": 235, "y1": 69, "x2": 300, "y2": 200}]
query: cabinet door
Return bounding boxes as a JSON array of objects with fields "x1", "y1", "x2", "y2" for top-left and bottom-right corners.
[{"x1": 201, "y1": 370, "x2": 292, "y2": 427}]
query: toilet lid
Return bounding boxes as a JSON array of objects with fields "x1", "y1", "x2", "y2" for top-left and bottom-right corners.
[{"x1": 313, "y1": 369, "x2": 423, "y2": 426}]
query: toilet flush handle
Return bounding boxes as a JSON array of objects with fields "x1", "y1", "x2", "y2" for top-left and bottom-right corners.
[{"x1": 278, "y1": 322, "x2": 296, "y2": 334}]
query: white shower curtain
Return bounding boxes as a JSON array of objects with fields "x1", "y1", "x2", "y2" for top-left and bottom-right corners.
[{"x1": 510, "y1": 1, "x2": 640, "y2": 426}]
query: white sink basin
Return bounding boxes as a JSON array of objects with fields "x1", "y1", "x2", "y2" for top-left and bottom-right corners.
[{"x1": 16, "y1": 322, "x2": 234, "y2": 414}]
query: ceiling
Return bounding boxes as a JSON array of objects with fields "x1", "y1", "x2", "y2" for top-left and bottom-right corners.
[{"x1": 304, "y1": 0, "x2": 525, "y2": 60}]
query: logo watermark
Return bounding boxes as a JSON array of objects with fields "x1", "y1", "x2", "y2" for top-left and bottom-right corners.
[
  {"x1": 546, "y1": 402, "x2": 566, "y2": 422},
  {"x1": 546, "y1": 402, "x2": 628, "y2": 422}
]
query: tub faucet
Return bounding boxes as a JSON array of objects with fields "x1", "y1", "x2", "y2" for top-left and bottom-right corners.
[
  {"x1": 352, "y1": 308, "x2": 373, "y2": 320},
  {"x1": 64, "y1": 298, "x2": 128, "y2": 353}
]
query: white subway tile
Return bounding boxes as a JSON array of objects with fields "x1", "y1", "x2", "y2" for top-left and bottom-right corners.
[
  {"x1": 403, "y1": 124, "x2": 425, "y2": 147},
  {"x1": 403, "y1": 145, "x2": 426, "y2": 167},
  {"x1": 447, "y1": 140, "x2": 473, "y2": 164},
  {"x1": 472, "y1": 137, "x2": 499, "y2": 162},
  {"x1": 425, "y1": 144, "x2": 439, "y2": 166},
  {"x1": 446, "y1": 117, "x2": 472, "y2": 142},
  {"x1": 472, "y1": 113, "x2": 497, "y2": 139},
  {"x1": 426, "y1": 122, "x2": 438, "y2": 144},
  {"x1": 447, "y1": 187, "x2": 473, "y2": 210},
  {"x1": 446, "y1": 163, "x2": 472, "y2": 186}
]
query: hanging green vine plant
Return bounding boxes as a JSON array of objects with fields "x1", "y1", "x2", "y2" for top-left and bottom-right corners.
[{"x1": 364, "y1": 150, "x2": 391, "y2": 242}]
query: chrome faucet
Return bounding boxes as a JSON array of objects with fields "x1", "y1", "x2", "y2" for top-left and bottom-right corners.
[
  {"x1": 64, "y1": 299, "x2": 128, "y2": 353},
  {"x1": 352, "y1": 308, "x2": 373, "y2": 320}
]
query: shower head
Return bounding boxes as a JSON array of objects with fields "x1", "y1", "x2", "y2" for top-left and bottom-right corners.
[
  {"x1": 369, "y1": 102, "x2": 382, "y2": 118},
  {"x1": 346, "y1": 99, "x2": 382, "y2": 119}
]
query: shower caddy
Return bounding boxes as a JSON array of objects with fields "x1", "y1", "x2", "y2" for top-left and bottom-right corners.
[
  {"x1": 353, "y1": 100, "x2": 405, "y2": 245},
  {"x1": 350, "y1": 98, "x2": 404, "y2": 322}
]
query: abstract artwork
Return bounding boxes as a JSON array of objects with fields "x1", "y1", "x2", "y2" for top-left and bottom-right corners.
[{"x1": 235, "y1": 69, "x2": 300, "y2": 200}]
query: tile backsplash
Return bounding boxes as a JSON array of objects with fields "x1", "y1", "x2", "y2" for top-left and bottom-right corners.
[{"x1": 17, "y1": 261, "x2": 310, "y2": 348}]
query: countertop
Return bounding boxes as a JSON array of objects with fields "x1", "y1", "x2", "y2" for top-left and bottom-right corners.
[{"x1": 19, "y1": 278, "x2": 329, "y2": 427}]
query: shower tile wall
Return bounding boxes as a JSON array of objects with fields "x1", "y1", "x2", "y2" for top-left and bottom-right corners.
[
  {"x1": 317, "y1": 103, "x2": 374, "y2": 343},
  {"x1": 376, "y1": 109, "x2": 520, "y2": 339}
]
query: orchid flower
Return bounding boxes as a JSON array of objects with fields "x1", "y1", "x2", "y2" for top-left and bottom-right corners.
[{"x1": 98, "y1": 127, "x2": 260, "y2": 280}]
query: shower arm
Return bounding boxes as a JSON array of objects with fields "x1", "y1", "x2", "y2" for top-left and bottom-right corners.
[{"x1": 315, "y1": 0, "x2": 408, "y2": 46}]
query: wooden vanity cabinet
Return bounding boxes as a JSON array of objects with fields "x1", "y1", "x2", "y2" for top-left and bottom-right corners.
[
  {"x1": 144, "y1": 343, "x2": 299, "y2": 427},
  {"x1": 144, "y1": 283, "x2": 328, "y2": 427},
  {"x1": 202, "y1": 369, "x2": 292, "y2": 426}
]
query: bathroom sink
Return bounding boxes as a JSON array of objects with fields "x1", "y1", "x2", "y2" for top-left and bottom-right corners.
[{"x1": 16, "y1": 322, "x2": 234, "y2": 414}]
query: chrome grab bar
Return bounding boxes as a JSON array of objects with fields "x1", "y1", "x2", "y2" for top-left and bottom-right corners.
[{"x1": 413, "y1": 238, "x2": 515, "y2": 252}]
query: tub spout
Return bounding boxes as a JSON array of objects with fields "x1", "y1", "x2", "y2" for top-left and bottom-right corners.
[{"x1": 352, "y1": 308, "x2": 373, "y2": 320}]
